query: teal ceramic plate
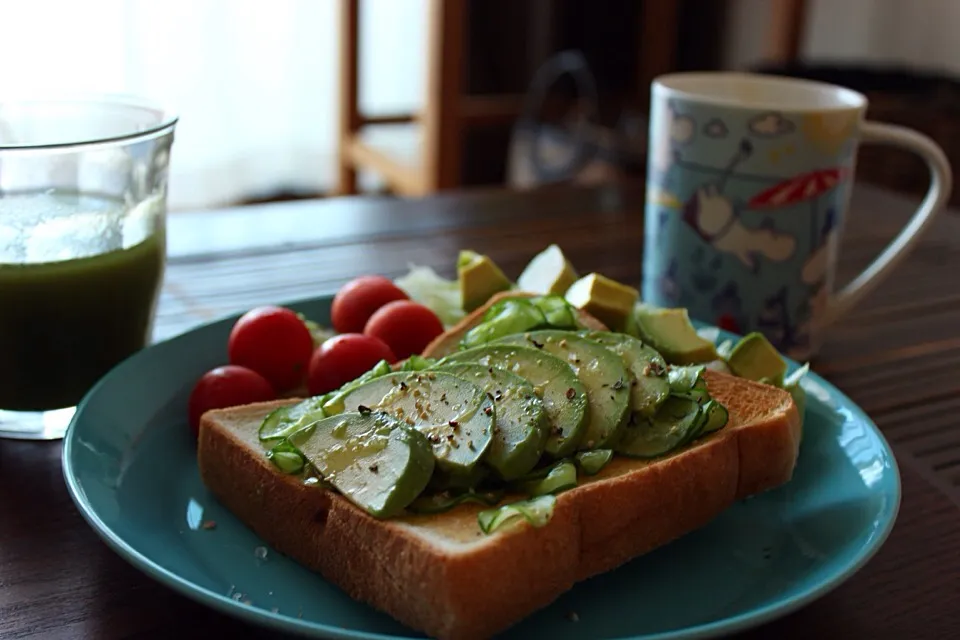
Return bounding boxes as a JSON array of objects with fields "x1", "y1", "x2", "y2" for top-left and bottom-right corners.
[{"x1": 63, "y1": 295, "x2": 901, "y2": 640}]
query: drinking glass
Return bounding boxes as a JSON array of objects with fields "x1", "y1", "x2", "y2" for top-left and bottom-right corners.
[{"x1": 0, "y1": 93, "x2": 177, "y2": 439}]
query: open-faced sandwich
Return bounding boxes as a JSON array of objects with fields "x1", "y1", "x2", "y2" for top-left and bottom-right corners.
[{"x1": 191, "y1": 245, "x2": 808, "y2": 640}]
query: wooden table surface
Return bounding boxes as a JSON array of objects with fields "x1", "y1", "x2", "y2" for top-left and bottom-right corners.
[{"x1": 2, "y1": 182, "x2": 959, "y2": 639}]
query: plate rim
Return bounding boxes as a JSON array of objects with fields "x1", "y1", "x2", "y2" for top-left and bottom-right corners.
[{"x1": 62, "y1": 294, "x2": 903, "y2": 640}]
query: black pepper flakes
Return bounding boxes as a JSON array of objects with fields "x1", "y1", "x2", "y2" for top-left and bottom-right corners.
[
  {"x1": 449, "y1": 420, "x2": 459, "y2": 428},
  {"x1": 613, "y1": 377, "x2": 625, "y2": 390},
  {"x1": 369, "y1": 463, "x2": 379, "y2": 473},
  {"x1": 399, "y1": 381, "x2": 408, "y2": 390},
  {"x1": 565, "y1": 387, "x2": 576, "y2": 400},
  {"x1": 358, "y1": 405, "x2": 372, "y2": 415},
  {"x1": 483, "y1": 406, "x2": 493, "y2": 416},
  {"x1": 531, "y1": 339, "x2": 544, "y2": 349}
]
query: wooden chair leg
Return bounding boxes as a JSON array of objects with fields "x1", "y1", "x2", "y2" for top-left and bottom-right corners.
[
  {"x1": 766, "y1": 0, "x2": 808, "y2": 63},
  {"x1": 421, "y1": 0, "x2": 465, "y2": 192},
  {"x1": 337, "y1": 0, "x2": 360, "y2": 195}
]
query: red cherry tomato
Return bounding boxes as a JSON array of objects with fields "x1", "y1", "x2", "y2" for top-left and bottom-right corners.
[
  {"x1": 188, "y1": 365, "x2": 275, "y2": 437},
  {"x1": 227, "y1": 306, "x2": 315, "y2": 391},
  {"x1": 717, "y1": 313, "x2": 741, "y2": 334},
  {"x1": 307, "y1": 333, "x2": 397, "y2": 395},
  {"x1": 331, "y1": 275, "x2": 409, "y2": 334},
  {"x1": 364, "y1": 300, "x2": 444, "y2": 360}
]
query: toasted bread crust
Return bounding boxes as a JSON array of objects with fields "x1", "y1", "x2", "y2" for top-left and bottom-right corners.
[
  {"x1": 198, "y1": 370, "x2": 800, "y2": 640},
  {"x1": 421, "y1": 290, "x2": 608, "y2": 359}
]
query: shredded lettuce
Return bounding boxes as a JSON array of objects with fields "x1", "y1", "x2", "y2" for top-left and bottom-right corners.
[{"x1": 394, "y1": 264, "x2": 465, "y2": 327}]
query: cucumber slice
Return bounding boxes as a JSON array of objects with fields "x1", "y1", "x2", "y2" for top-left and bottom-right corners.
[
  {"x1": 494, "y1": 330, "x2": 631, "y2": 450},
  {"x1": 575, "y1": 449, "x2": 613, "y2": 475},
  {"x1": 584, "y1": 331, "x2": 670, "y2": 417},
  {"x1": 531, "y1": 295, "x2": 578, "y2": 328},
  {"x1": 517, "y1": 460, "x2": 577, "y2": 496},
  {"x1": 330, "y1": 371, "x2": 494, "y2": 475},
  {"x1": 667, "y1": 365, "x2": 709, "y2": 402},
  {"x1": 266, "y1": 439, "x2": 307, "y2": 474},
  {"x1": 701, "y1": 400, "x2": 729, "y2": 434},
  {"x1": 477, "y1": 494, "x2": 556, "y2": 534},
  {"x1": 460, "y1": 298, "x2": 546, "y2": 350},
  {"x1": 407, "y1": 488, "x2": 504, "y2": 515},
  {"x1": 615, "y1": 395, "x2": 705, "y2": 459},
  {"x1": 319, "y1": 359, "x2": 395, "y2": 415},
  {"x1": 434, "y1": 362, "x2": 548, "y2": 481},
  {"x1": 291, "y1": 411, "x2": 435, "y2": 518},
  {"x1": 441, "y1": 344, "x2": 588, "y2": 459},
  {"x1": 259, "y1": 395, "x2": 330, "y2": 443}
]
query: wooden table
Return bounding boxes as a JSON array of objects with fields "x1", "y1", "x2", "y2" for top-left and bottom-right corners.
[{"x1": 2, "y1": 183, "x2": 959, "y2": 639}]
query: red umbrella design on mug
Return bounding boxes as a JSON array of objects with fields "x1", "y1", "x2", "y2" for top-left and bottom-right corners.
[{"x1": 748, "y1": 167, "x2": 849, "y2": 247}]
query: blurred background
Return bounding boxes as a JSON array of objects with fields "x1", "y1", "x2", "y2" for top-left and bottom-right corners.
[{"x1": 5, "y1": 0, "x2": 957, "y2": 211}]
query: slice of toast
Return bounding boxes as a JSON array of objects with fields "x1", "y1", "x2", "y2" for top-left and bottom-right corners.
[
  {"x1": 198, "y1": 371, "x2": 801, "y2": 639},
  {"x1": 421, "y1": 290, "x2": 608, "y2": 359}
]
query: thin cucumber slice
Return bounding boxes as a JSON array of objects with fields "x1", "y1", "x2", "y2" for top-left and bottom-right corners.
[
  {"x1": 441, "y1": 344, "x2": 588, "y2": 459},
  {"x1": 319, "y1": 359, "x2": 395, "y2": 415},
  {"x1": 407, "y1": 489, "x2": 504, "y2": 515},
  {"x1": 292, "y1": 411, "x2": 435, "y2": 518},
  {"x1": 460, "y1": 298, "x2": 546, "y2": 350},
  {"x1": 667, "y1": 365, "x2": 709, "y2": 402},
  {"x1": 477, "y1": 494, "x2": 556, "y2": 534},
  {"x1": 701, "y1": 400, "x2": 729, "y2": 434},
  {"x1": 330, "y1": 371, "x2": 494, "y2": 475},
  {"x1": 531, "y1": 295, "x2": 578, "y2": 329},
  {"x1": 575, "y1": 449, "x2": 613, "y2": 475},
  {"x1": 434, "y1": 362, "x2": 548, "y2": 481},
  {"x1": 494, "y1": 330, "x2": 631, "y2": 450},
  {"x1": 259, "y1": 395, "x2": 330, "y2": 443},
  {"x1": 266, "y1": 439, "x2": 307, "y2": 474},
  {"x1": 517, "y1": 460, "x2": 577, "y2": 496},
  {"x1": 615, "y1": 395, "x2": 704, "y2": 459},
  {"x1": 400, "y1": 355, "x2": 437, "y2": 371},
  {"x1": 584, "y1": 331, "x2": 670, "y2": 417}
]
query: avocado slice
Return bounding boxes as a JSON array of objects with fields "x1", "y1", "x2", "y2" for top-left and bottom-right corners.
[
  {"x1": 441, "y1": 344, "x2": 588, "y2": 458},
  {"x1": 494, "y1": 330, "x2": 631, "y2": 450},
  {"x1": 584, "y1": 331, "x2": 670, "y2": 417},
  {"x1": 726, "y1": 332, "x2": 788, "y2": 387},
  {"x1": 290, "y1": 411, "x2": 434, "y2": 518},
  {"x1": 458, "y1": 250, "x2": 513, "y2": 312},
  {"x1": 434, "y1": 362, "x2": 548, "y2": 481},
  {"x1": 517, "y1": 244, "x2": 579, "y2": 296},
  {"x1": 565, "y1": 273, "x2": 639, "y2": 332},
  {"x1": 632, "y1": 305, "x2": 719, "y2": 365},
  {"x1": 330, "y1": 371, "x2": 494, "y2": 475}
]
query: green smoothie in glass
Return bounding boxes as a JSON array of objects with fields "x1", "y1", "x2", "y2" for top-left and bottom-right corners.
[
  {"x1": 0, "y1": 191, "x2": 166, "y2": 412},
  {"x1": 0, "y1": 92, "x2": 177, "y2": 439}
]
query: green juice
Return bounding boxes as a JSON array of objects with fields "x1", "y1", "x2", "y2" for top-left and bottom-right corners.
[{"x1": 0, "y1": 192, "x2": 166, "y2": 411}]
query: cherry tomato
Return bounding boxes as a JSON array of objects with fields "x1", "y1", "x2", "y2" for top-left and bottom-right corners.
[
  {"x1": 188, "y1": 365, "x2": 275, "y2": 436},
  {"x1": 364, "y1": 300, "x2": 444, "y2": 360},
  {"x1": 307, "y1": 333, "x2": 397, "y2": 395},
  {"x1": 331, "y1": 275, "x2": 409, "y2": 334},
  {"x1": 227, "y1": 306, "x2": 314, "y2": 391},
  {"x1": 716, "y1": 313, "x2": 741, "y2": 334}
]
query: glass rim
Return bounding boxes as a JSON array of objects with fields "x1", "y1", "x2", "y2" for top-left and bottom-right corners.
[{"x1": 0, "y1": 90, "x2": 178, "y2": 152}]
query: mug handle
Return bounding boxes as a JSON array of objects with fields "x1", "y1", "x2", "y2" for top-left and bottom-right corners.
[{"x1": 822, "y1": 122, "x2": 953, "y2": 326}]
